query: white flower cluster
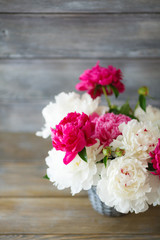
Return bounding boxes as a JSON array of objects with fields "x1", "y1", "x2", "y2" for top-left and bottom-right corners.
[
  {"x1": 111, "y1": 120, "x2": 159, "y2": 161},
  {"x1": 97, "y1": 116, "x2": 160, "y2": 213},
  {"x1": 97, "y1": 157, "x2": 150, "y2": 214},
  {"x1": 46, "y1": 141, "x2": 103, "y2": 195},
  {"x1": 37, "y1": 92, "x2": 160, "y2": 214},
  {"x1": 37, "y1": 92, "x2": 105, "y2": 194},
  {"x1": 135, "y1": 105, "x2": 160, "y2": 129},
  {"x1": 97, "y1": 119, "x2": 160, "y2": 213},
  {"x1": 36, "y1": 92, "x2": 107, "y2": 138}
]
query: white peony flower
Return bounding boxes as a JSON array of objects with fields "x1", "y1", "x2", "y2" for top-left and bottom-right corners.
[
  {"x1": 135, "y1": 105, "x2": 160, "y2": 129},
  {"x1": 46, "y1": 141, "x2": 103, "y2": 195},
  {"x1": 97, "y1": 156, "x2": 151, "y2": 214},
  {"x1": 36, "y1": 92, "x2": 107, "y2": 138},
  {"x1": 110, "y1": 119, "x2": 160, "y2": 161}
]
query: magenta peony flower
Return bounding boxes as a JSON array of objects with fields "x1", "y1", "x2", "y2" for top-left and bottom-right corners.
[
  {"x1": 51, "y1": 112, "x2": 96, "y2": 165},
  {"x1": 91, "y1": 113, "x2": 131, "y2": 147},
  {"x1": 149, "y1": 139, "x2": 160, "y2": 176},
  {"x1": 76, "y1": 62, "x2": 125, "y2": 99}
]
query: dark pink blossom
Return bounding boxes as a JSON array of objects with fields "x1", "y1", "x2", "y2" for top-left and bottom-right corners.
[
  {"x1": 149, "y1": 139, "x2": 160, "y2": 177},
  {"x1": 91, "y1": 113, "x2": 131, "y2": 147},
  {"x1": 76, "y1": 62, "x2": 125, "y2": 99},
  {"x1": 51, "y1": 112, "x2": 96, "y2": 165}
]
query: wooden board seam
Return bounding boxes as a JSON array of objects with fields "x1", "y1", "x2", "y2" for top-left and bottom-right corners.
[{"x1": 1, "y1": 11, "x2": 160, "y2": 14}]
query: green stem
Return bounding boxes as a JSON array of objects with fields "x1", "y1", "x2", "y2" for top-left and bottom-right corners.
[{"x1": 102, "y1": 86, "x2": 112, "y2": 109}]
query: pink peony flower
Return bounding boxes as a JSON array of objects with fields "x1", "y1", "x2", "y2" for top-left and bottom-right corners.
[
  {"x1": 149, "y1": 139, "x2": 160, "y2": 176},
  {"x1": 76, "y1": 62, "x2": 125, "y2": 99},
  {"x1": 91, "y1": 113, "x2": 131, "y2": 147},
  {"x1": 51, "y1": 112, "x2": 96, "y2": 165}
]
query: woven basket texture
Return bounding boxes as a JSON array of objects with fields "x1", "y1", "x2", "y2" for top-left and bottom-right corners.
[{"x1": 88, "y1": 186, "x2": 125, "y2": 217}]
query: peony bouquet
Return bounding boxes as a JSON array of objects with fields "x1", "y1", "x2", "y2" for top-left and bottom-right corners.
[{"x1": 37, "y1": 62, "x2": 160, "y2": 214}]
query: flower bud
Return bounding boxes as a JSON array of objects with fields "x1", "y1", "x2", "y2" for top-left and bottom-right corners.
[
  {"x1": 115, "y1": 147, "x2": 125, "y2": 157},
  {"x1": 138, "y1": 86, "x2": 149, "y2": 96},
  {"x1": 103, "y1": 147, "x2": 112, "y2": 157}
]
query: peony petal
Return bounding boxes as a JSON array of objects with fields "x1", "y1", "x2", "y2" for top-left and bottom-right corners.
[{"x1": 63, "y1": 152, "x2": 77, "y2": 165}]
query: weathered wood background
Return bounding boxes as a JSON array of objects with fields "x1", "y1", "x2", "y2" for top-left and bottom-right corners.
[
  {"x1": 0, "y1": 1, "x2": 160, "y2": 239},
  {"x1": 0, "y1": 0, "x2": 160, "y2": 132}
]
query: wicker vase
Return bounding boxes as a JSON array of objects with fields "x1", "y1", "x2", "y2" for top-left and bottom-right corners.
[{"x1": 88, "y1": 186, "x2": 125, "y2": 217}]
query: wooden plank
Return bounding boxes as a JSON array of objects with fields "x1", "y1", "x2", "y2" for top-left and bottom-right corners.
[
  {"x1": 0, "y1": 101, "x2": 48, "y2": 132},
  {"x1": 1, "y1": 100, "x2": 160, "y2": 133},
  {"x1": 0, "y1": 0, "x2": 160, "y2": 13},
  {"x1": 0, "y1": 158, "x2": 87, "y2": 197},
  {"x1": 0, "y1": 197, "x2": 159, "y2": 234},
  {"x1": 1, "y1": 99, "x2": 160, "y2": 133},
  {"x1": 0, "y1": 235, "x2": 160, "y2": 240},
  {"x1": 0, "y1": 132, "x2": 51, "y2": 161},
  {"x1": 0, "y1": 14, "x2": 160, "y2": 58},
  {"x1": 0, "y1": 132, "x2": 86, "y2": 197},
  {"x1": 0, "y1": 59, "x2": 160, "y2": 101},
  {"x1": 0, "y1": 58, "x2": 160, "y2": 132}
]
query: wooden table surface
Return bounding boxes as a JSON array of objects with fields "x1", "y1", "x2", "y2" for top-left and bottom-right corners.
[{"x1": 0, "y1": 132, "x2": 160, "y2": 240}]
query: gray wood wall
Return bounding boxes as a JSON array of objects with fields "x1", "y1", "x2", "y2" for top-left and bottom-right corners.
[{"x1": 0, "y1": 0, "x2": 160, "y2": 133}]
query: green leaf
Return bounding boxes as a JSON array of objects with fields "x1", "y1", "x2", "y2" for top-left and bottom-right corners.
[
  {"x1": 103, "y1": 156, "x2": 108, "y2": 167},
  {"x1": 146, "y1": 162, "x2": 156, "y2": 172},
  {"x1": 109, "y1": 108, "x2": 120, "y2": 115},
  {"x1": 109, "y1": 105, "x2": 120, "y2": 115},
  {"x1": 127, "y1": 114, "x2": 139, "y2": 120},
  {"x1": 43, "y1": 174, "x2": 49, "y2": 180},
  {"x1": 78, "y1": 147, "x2": 87, "y2": 162},
  {"x1": 139, "y1": 94, "x2": 146, "y2": 112},
  {"x1": 120, "y1": 101, "x2": 130, "y2": 115},
  {"x1": 110, "y1": 85, "x2": 119, "y2": 98}
]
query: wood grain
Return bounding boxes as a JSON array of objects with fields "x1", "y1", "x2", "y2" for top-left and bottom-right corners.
[
  {"x1": 0, "y1": 58, "x2": 160, "y2": 132},
  {"x1": 0, "y1": 158, "x2": 86, "y2": 197},
  {"x1": 0, "y1": 132, "x2": 51, "y2": 161},
  {"x1": 0, "y1": 159, "x2": 64, "y2": 197},
  {"x1": 0, "y1": 132, "x2": 86, "y2": 197},
  {"x1": 0, "y1": 197, "x2": 159, "y2": 234},
  {"x1": 0, "y1": 1, "x2": 160, "y2": 239},
  {"x1": 0, "y1": 101, "x2": 48, "y2": 132},
  {"x1": 0, "y1": 235, "x2": 160, "y2": 240},
  {"x1": 0, "y1": 14, "x2": 160, "y2": 59},
  {"x1": 0, "y1": 59, "x2": 160, "y2": 100},
  {"x1": 1, "y1": 99, "x2": 160, "y2": 133},
  {"x1": 0, "y1": 0, "x2": 160, "y2": 13}
]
